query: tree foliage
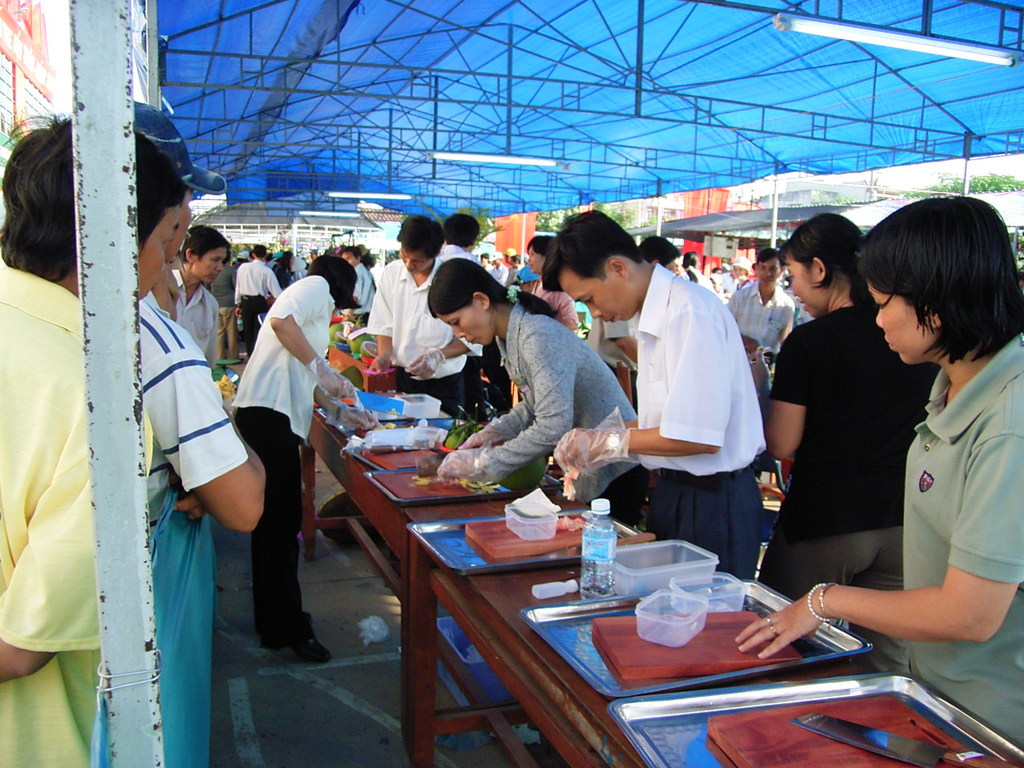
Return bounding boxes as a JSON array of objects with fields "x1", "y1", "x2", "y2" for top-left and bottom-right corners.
[
  {"x1": 534, "y1": 201, "x2": 632, "y2": 233},
  {"x1": 921, "y1": 172, "x2": 1024, "y2": 195}
]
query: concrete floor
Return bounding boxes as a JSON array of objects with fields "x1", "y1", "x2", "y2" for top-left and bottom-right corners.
[{"x1": 208, "y1": 457, "x2": 521, "y2": 768}]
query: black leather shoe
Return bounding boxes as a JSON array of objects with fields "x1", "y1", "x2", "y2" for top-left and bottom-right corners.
[{"x1": 291, "y1": 637, "x2": 331, "y2": 663}]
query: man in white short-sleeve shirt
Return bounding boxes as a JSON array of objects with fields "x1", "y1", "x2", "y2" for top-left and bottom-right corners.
[{"x1": 546, "y1": 211, "x2": 765, "y2": 578}]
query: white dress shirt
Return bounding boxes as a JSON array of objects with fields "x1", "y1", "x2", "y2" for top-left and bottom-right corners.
[
  {"x1": 234, "y1": 259, "x2": 283, "y2": 304},
  {"x1": 636, "y1": 265, "x2": 764, "y2": 475},
  {"x1": 367, "y1": 258, "x2": 481, "y2": 378},
  {"x1": 173, "y1": 270, "x2": 219, "y2": 365},
  {"x1": 437, "y1": 243, "x2": 479, "y2": 264}
]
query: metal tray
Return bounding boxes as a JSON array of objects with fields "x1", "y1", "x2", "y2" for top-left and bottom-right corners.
[
  {"x1": 352, "y1": 447, "x2": 443, "y2": 472},
  {"x1": 607, "y1": 674, "x2": 1024, "y2": 768},
  {"x1": 409, "y1": 513, "x2": 640, "y2": 574},
  {"x1": 520, "y1": 582, "x2": 869, "y2": 698},
  {"x1": 364, "y1": 468, "x2": 559, "y2": 507}
]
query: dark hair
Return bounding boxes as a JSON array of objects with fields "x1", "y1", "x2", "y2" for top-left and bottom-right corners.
[
  {"x1": 1, "y1": 117, "x2": 186, "y2": 282},
  {"x1": 443, "y1": 213, "x2": 480, "y2": 248},
  {"x1": 307, "y1": 253, "x2": 358, "y2": 309},
  {"x1": 860, "y1": 197, "x2": 1024, "y2": 363},
  {"x1": 780, "y1": 213, "x2": 870, "y2": 307},
  {"x1": 183, "y1": 224, "x2": 229, "y2": 258},
  {"x1": 682, "y1": 250, "x2": 700, "y2": 269},
  {"x1": 279, "y1": 250, "x2": 294, "y2": 269},
  {"x1": 543, "y1": 211, "x2": 641, "y2": 290},
  {"x1": 361, "y1": 251, "x2": 376, "y2": 269},
  {"x1": 428, "y1": 258, "x2": 555, "y2": 319},
  {"x1": 399, "y1": 215, "x2": 444, "y2": 259},
  {"x1": 756, "y1": 247, "x2": 780, "y2": 265},
  {"x1": 252, "y1": 244, "x2": 268, "y2": 260},
  {"x1": 637, "y1": 236, "x2": 679, "y2": 268},
  {"x1": 338, "y1": 245, "x2": 360, "y2": 259},
  {"x1": 527, "y1": 235, "x2": 552, "y2": 256}
]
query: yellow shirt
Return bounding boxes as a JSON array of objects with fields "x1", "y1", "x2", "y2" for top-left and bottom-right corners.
[{"x1": 0, "y1": 267, "x2": 99, "y2": 768}]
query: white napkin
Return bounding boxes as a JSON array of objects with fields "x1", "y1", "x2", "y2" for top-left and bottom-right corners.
[{"x1": 505, "y1": 488, "x2": 560, "y2": 518}]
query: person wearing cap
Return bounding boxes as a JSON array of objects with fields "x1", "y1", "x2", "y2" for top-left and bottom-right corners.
[
  {"x1": 234, "y1": 244, "x2": 283, "y2": 358},
  {"x1": 546, "y1": 211, "x2": 765, "y2": 579},
  {"x1": 722, "y1": 257, "x2": 753, "y2": 297}
]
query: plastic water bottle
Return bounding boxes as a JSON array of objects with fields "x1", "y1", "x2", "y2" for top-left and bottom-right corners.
[{"x1": 580, "y1": 498, "x2": 616, "y2": 598}]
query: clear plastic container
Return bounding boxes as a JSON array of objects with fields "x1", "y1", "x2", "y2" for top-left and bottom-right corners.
[
  {"x1": 613, "y1": 540, "x2": 719, "y2": 595},
  {"x1": 505, "y1": 507, "x2": 557, "y2": 540},
  {"x1": 669, "y1": 571, "x2": 747, "y2": 612},
  {"x1": 634, "y1": 589, "x2": 709, "y2": 647}
]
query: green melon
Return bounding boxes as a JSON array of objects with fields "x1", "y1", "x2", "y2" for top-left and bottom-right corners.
[
  {"x1": 500, "y1": 456, "x2": 548, "y2": 491},
  {"x1": 349, "y1": 334, "x2": 368, "y2": 356},
  {"x1": 328, "y1": 322, "x2": 347, "y2": 343}
]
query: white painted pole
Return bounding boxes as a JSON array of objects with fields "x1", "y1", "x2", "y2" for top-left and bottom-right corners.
[
  {"x1": 70, "y1": 1, "x2": 164, "y2": 765},
  {"x1": 655, "y1": 196, "x2": 664, "y2": 237},
  {"x1": 770, "y1": 175, "x2": 780, "y2": 247}
]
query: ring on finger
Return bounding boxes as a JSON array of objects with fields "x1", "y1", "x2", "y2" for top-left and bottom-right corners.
[
  {"x1": 769, "y1": 624, "x2": 779, "y2": 636},
  {"x1": 764, "y1": 615, "x2": 774, "y2": 626}
]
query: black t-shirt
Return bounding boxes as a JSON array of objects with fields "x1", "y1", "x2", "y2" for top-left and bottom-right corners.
[{"x1": 770, "y1": 304, "x2": 937, "y2": 541}]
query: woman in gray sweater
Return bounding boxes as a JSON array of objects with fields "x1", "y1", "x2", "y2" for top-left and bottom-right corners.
[{"x1": 427, "y1": 258, "x2": 648, "y2": 524}]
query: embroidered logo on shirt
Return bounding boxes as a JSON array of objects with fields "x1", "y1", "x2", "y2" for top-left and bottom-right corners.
[{"x1": 918, "y1": 471, "x2": 934, "y2": 492}]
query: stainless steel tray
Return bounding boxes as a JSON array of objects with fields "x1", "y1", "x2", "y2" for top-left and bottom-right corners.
[
  {"x1": 408, "y1": 514, "x2": 640, "y2": 574},
  {"x1": 607, "y1": 674, "x2": 1024, "y2": 768},
  {"x1": 520, "y1": 582, "x2": 869, "y2": 698}
]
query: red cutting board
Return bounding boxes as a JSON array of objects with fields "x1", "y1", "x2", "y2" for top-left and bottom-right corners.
[
  {"x1": 591, "y1": 612, "x2": 801, "y2": 681},
  {"x1": 707, "y1": 695, "x2": 976, "y2": 768},
  {"x1": 359, "y1": 449, "x2": 438, "y2": 471},
  {"x1": 369, "y1": 469, "x2": 480, "y2": 500},
  {"x1": 464, "y1": 517, "x2": 586, "y2": 561}
]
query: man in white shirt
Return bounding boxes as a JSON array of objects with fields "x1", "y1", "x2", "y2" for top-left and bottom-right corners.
[
  {"x1": 728, "y1": 247, "x2": 795, "y2": 358},
  {"x1": 437, "y1": 212, "x2": 480, "y2": 263},
  {"x1": 367, "y1": 216, "x2": 481, "y2": 416},
  {"x1": 234, "y1": 244, "x2": 282, "y2": 357},
  {"x1": 546, "y1": 211, "x2": 765, "y2": 578},
  {"x1": 487, "y1": 254, "x2": 509, "y2": 285}
]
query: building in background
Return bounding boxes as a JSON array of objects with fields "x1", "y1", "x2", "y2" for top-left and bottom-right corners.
[{"x1": 0, "y1": 0, "x2": 54, "y2": 169}]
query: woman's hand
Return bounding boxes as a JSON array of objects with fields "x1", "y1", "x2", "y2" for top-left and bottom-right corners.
[
  {"x1": 735, "y1": 591, "x2": 822, "y2": 659},
  {"x1": 307, "y1": 357, "x2": 357, "y2": 400},
  {"x1": 436, "y1": 447, "x2": 488, "y2": 481},
  {"x1": 460, "y1": 421, "x2": 504, "y2": 450}
]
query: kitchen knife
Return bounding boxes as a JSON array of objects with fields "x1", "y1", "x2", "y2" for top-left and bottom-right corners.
[{"x1": 792, "y1": 713, "x2": 1012, "y2": 767}]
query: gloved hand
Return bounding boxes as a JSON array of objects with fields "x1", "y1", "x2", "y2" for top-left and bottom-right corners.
[
  {"x1": 554, "y1": 427, "x2": 631, "y2": 474},
  {"x1": 459, "y1": 421, "x2": 506, "y2": 450},
  {"x1": 308, "y1": 356, "x2": 358, "y2": 400},
  {"x1": 436, "y1": 447, "x2": 490, "y2": 482},
  {"x1": 327, "y1": 402, "x2": 380, "y2": 431},
  {"x1": 406, "y1": 347, "x2": 446, "y2": 380}
]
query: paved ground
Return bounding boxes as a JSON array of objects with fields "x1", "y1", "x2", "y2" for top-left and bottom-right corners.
[{"x1": 208, "y1": 457, "x2": 521, "y2": 768}]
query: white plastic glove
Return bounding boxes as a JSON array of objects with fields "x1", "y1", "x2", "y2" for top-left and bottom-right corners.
[
  {"x1": 406, "y1": 347, "x2": 446, "y2": 380},
  {"x1": 459, "y1": 421, "x2": 505, "y2": 450},
  {"x1": 553, "y1": 408, "x2": 631, "y2": 500},
  {"x1": 436, "y1": 447, "x2": 490, "y2": 482},
  {"x1": 308, "y1": 356, "x2": 357, "y2": 400},
  {"x1": 327, "y1": 402, "x2": 381, "y2": 431}
]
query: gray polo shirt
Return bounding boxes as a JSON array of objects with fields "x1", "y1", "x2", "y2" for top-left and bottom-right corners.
[{"x1": 904, "y1": 336, "x2": 1024, "y2": 746}]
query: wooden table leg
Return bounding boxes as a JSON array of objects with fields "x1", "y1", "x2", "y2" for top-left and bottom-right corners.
[
  {"x1": 300, "y1": 443, "x2": 318, "y2": 561},
  {"x1": 402, "y1": 533, "x2": 438, "y2": 768}
]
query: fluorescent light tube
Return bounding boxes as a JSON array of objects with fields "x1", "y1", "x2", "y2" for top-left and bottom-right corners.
[
  {"x1": 297, "y1": 210, "x2": 363, "y2": 218},
  {"x1": 774, "y1": 13, "x2": 1019, "y2": 67},
  {"x1": 428, "y1": 151, "x2": 559, "y2": 167},
  {"x1": 326, "y1": 191, "x2": 413, "y2": 200}
]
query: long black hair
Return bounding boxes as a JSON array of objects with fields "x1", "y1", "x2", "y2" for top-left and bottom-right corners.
[
  {"x1": 860, "y1": 196, "x2": 1024, "y2": 363},
  {"x1": 780, "y1": 213, "x2": 871, "y2": 306},
  {"x1": 307, "y1": 255, "x2": 358, "y2": 309},
  {"x1": 428, "y1": 258, "x2": 555, "y2": 318}
]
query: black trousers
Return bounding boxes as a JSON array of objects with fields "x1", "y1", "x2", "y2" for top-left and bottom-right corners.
[
  {"x1": 235, "y1": 406, "x2": 313, "y2": 647},
  {"x1": 395, "y1": 367, "x2": 465, "y2": 420},
  {"x1": 239, "y1": 295, "x2": 267, "y2": 357},
  {"x1": 598, "y1": 464, "x2": 650, "y2": 528}
]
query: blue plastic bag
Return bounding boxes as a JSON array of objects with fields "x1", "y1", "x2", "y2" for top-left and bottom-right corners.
[
  {"x1": 90, "y1": 692, "x2": 111, "y2": 768},
  {"x1": 151, "y1": 488, "x2": 217, "y2": 768}
]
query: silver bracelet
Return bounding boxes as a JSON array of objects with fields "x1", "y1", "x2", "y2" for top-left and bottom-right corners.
[{"x1": 806, "y1": 582, "x2": 837, "y2": 624}]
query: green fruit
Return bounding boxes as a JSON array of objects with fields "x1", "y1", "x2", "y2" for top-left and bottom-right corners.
[
  {"x1": 329, "y1": 323, "x2": 346, "y2": 343},
  {"x1": 443, "y1": 421, "x2": 483, "y2": 450},
  {"x1": 500, "y1": 456, "x2": 548, "y2": 491},
  {"x1": 349, "y1": 334, "x2": 368, "y2": 355}
]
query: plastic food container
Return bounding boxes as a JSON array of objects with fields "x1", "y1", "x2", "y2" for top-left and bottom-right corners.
[
  {"x1": 669, "y1": 571, "x2": 747, "y2": 612},
  {"x1": 505, "y1": 506, "x2": 558, "y2": 540},
  {"x1": 356, "y1": 391, "x2": 442, "y2": 419},
  {"x1": 613, "y1": 540, "x2": 719, "y2": 595},
  {"x1": 634, "y1": 589, "x2": 709, "y2": 647}
]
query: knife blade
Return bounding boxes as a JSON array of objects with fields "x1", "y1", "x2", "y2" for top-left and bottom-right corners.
[{"x1": 792, "y1": 713, "x2": 1011, "y2": 767}]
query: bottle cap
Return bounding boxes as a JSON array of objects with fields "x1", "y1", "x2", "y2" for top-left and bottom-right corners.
[{"x1": 591, "y1": 498, "x2": 610, "y2": 515}]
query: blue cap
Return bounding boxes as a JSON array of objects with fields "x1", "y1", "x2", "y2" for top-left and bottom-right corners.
[
  {"x1": 517, "y1": 264, "x2": 539, "y2": 282},
  {"x1": 133, "y1": 102, "x2": 226, "y2": 195}
]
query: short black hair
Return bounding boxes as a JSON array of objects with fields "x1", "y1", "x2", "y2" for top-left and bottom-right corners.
[
  {"x1": 682, "y1": 250, "x2": 700, "y2": 269},
  {"x1": 307, "y1": 252, "x2": 358, "y2": 309},
  {"x1": 1, "y1": 117, "x2": 186, "y2": 282},
  {"x1": 428, "y1": 258, "x2": 554, "y2": 319},
  {"x1": 527, "y1": 235, "x2": 552, "y2": 256},
  {"x1": 443, "y1": 213, "x2": 480, "y2": 248},
  {"x1": 183, "y1": 225, "x2": 229, "y2": 258},
  {"x1": 780, "y1": 213, "x2": 869, "y2": 306},
  {"x1": 252, "y1": 244, "x2": 268, "y2": 260},
  {"x1": 860, "y1": 197, "x2": 1024, "y2": 363},
  {"x1": 399, "y1": 215, "x2": 444, "y2": 259},
  {"x1": 543, "y1": 211, "x2": 641, "y2": 291},
  {"x1": 756, "y1": 247, "x2": 780, "y2": 265},
  {"x1": 637, "y1": 236, "x2": 679, "y2": 268}
]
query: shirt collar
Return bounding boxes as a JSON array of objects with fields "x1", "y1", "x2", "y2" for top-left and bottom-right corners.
[
  {"x1": 397, "y1": 257, "x2": 440, "y2": 291},
  {"x1": 925, "y1": 336, "x2": 1024, "y2": 442},
  {"x1": 637, "y1": 263, "x2": 673, "y2": 339},
  {"x1": 0, "y1": 266, "x2": 82, "y2": 336}
]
